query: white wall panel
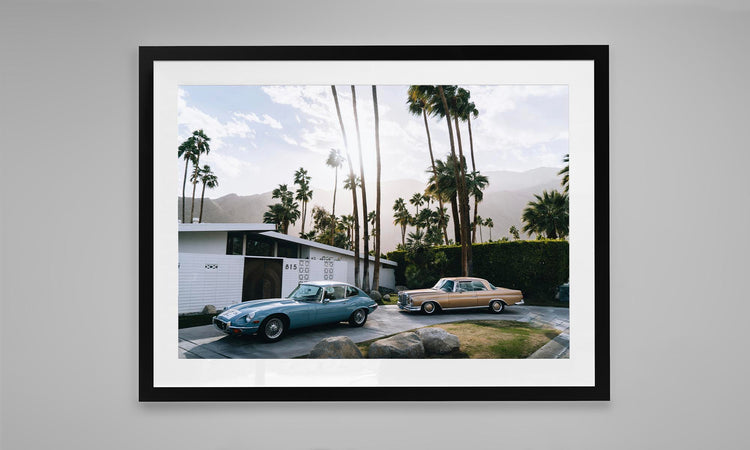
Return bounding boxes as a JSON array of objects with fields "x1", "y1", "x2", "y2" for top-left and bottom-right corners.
[{"x1": 178, "y1": 253, "x2": 244, "y2": 313}]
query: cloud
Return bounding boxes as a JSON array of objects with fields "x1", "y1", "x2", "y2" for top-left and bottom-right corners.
[
  {"x1": 177, "y1": 88, "x2": 255, "y2": 149},
  {"x1": 202, "y1": 152, "x2": 259, "y2": 179},
  {"x1": 282, "y1": 135, "x2": 298, "y2": 146},
  {"x1": 234, "y1": 112, "x2": 283, "y2": 129}
]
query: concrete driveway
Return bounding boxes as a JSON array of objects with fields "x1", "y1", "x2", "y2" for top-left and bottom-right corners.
[{"x1": 178, "y1": 304, "x2": 569, "y2": 359}]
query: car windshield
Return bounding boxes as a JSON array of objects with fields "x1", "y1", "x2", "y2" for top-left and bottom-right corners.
[
  {"x1": 288, "y1": 284, "x2": 323, "y2": 301},
  {"x1": 432, "y1": 279, "x2": 455, "y2": 292}
]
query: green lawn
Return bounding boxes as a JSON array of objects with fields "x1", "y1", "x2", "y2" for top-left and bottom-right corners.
[{"x1": 357, "y1": 320, "x2": 561, "y2": 359}]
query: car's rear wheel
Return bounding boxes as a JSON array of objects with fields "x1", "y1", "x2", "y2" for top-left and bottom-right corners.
[
  {"x1": 489, "y1": 300, "x2": 505, "y2": 314},
  {"x1": 260, "y1": 316, "x2": 286, "y2": 342},
  {"x1": 348, "y1": 309, "x2": 368, "y2": 327},
  {"x1": 421, "y1": 301, "x2": 439, "y2": 315}
]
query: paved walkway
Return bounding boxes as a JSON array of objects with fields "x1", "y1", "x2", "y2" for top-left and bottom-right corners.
[{"x1": 178, "y1": 304, "x2": 570, "y2": 359}]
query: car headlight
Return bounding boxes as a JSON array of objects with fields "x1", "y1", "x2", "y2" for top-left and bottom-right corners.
[{"x1": 244, "y1": 312, "x2": 256, "y2": 323}]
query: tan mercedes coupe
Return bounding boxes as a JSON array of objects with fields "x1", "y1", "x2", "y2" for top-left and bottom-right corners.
[{"x1": 397, "y1": 277, "x2": 524, "y2": 314}]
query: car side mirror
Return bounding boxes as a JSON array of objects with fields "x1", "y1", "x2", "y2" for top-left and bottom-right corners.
[{"x1": 322, "y1": 298, "x2": 330, "y2": 303}]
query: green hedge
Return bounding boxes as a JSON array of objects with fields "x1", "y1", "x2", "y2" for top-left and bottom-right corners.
[{"x1": 386, "y1": 240, "x2": 569, "y2": 303}]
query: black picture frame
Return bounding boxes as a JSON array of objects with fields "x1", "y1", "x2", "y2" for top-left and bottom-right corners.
[{"x1": 139, "y1": 45, "x2": 609, "y2": 402}]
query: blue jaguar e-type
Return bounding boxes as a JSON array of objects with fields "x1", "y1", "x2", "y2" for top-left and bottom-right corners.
[{"x1": 212, "y1": 281, "x2": 378, "y2": 342}]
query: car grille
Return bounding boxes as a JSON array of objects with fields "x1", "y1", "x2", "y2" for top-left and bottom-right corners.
[
  {"x1": 398, "y1": 293, "x2": 408, "y2": 306},
  {"x1": 214, "y1": 318, "x2": 228, "y2": 330}
]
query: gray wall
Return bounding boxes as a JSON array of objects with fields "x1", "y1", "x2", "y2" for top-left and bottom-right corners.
[{"x1": 2, "y1": 1, "x2": 748, "y2": 449}]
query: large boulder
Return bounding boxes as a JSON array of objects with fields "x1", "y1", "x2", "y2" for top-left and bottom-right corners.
[
  {"x1": 369, "y1": 290, "x2": 382, "y2": 302},
  {"x1": 368, "y1": 332, "x2": 425, "y2": 358},
  {"x1": 416, "y1": 327, "x2": 460, "y2": 355},
  {"x1": 201, "y1": 305, "x2": 217, "y2": 315},
  {"x1": 308, "y1": 336, "x2": 363, "y2": 359}
]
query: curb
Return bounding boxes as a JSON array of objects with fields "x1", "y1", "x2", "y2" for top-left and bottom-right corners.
[{"x1": 527, "y1": 328, "x2": 570, "y2": 359}]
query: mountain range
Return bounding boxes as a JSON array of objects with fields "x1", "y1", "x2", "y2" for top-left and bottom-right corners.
[{"x1": 178, "y1": 167, "x2": 564, "y2": 253}]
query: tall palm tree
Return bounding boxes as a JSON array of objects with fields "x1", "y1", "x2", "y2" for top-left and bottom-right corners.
[
  {"x1": 522, "y1": 190, "x2": 569, "y2": 239},
  {"x1": 475, "y1": 215, "x2": 484, "y2": 243},
  {"x1": 455, "y1": 89, "x2": 483, "y2": 242},
  {"x1": 351, "y1": 85, "x2": 369, "y2": 291},
  {"x1": 392, "y1": 198, "x2": 412, "y2": 247},
  {"x1": 293, "y1": 168, "x2": 313, "y2": 235},
  {"x1": 484, "y1": 217, "x2": 494, "y2": 241},
  {"x1": 263, "y1": 184, "x2": 300, "y2": 234},
  {"x1": 188, "y1": 130, "x2": 210, "y2": 223},
  {"x1": 407, "y1": 85, "x2": 448, "y2": 245},
  {"x1": 371, "y1": 86, "x2": 383, "y2": 292},
  {"x1": 325, "y1": 148, "x2": 345, "y2": 245},
  {"x1": 340, "y1": 214, "x2": 354, "y2": 248},
  {"x1": 434, "y1": 206, "x2": 450, "y2": 244},
  {"x1": 331, "y1": 86, "x2": 361, "y2": 287},
  {"x1": 466, "y1": 170, "x2": 489, "y2": 242},
  {"x1": 559, "y1": 154, "x2": 569, "y2": 193},
  {"x1": 271, "y1": 184, "x2": 294, "y2": 204},
  {"x1": 409, "y1": 192, "x2": 425, "y2": 228},
  {"x1": 425, "y1": 158, "x2": 459, "y2": 245},
  {"x1": 197, "y1": 165, "x2": 218, "y2": 223},
  {"x1": 263, "y1": 188, "x2": 301, "y2": 235},
  {"x1": 177, "y1": 135, "x2": 198, "y2": 223},
  {"x1": 368, "y1": 211, "x2": 377, "y2": 249},
  {"x1": 433, "y1": 85, "x2": 471, "y2": 275}
]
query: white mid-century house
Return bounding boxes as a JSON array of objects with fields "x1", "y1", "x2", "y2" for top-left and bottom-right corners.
[{"x1": 178, "y1": 223, "x2": 397, "y2": 314}]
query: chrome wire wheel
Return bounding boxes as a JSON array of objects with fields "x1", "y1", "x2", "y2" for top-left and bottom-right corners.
[
  {"x1": 263, "y1": 317, "x2": 284, "y2": 340},
  {"x1": 422, "y1": 302, "x2": 437, "y2": 315}
]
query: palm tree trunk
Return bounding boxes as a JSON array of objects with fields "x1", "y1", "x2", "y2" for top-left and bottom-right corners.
[
  {"x1": 420, "y1": 109, "x2": 448, "y2": 244},
  {"x1": 437, "y1": 86, "x2": 468, "y2": 275},
  {"x1": 181, "y1": 159, "x2": 189, "y2": 223},
  {"x1": 479, "y1": 225, "x2": 483, "y2": 243},
  {"x1": 331, "y1": 167, "x2": 337, "y2": 245},
  {"x1": 452, "y1": 114, "x2": 473, "y2": 276},
  {"x1": 468, "y1": 115, "x2": 478, "y2": 243},
  {"x1": 331, "y1": 86, "x2": 360, "y2": 287},
  {"x1": 450, "y1": 195, "x2": 460, "y2": 244},
  {"x1": 372, "y1": 86, "x2": 382, "y2": 293},
  {"x1": 401, "y1": 224, "x2": 406, "y2": 246},
  {"x1": 489, "y1": 227, "x2": 492, "y2": 241},
  {"x1": 199, "y1": 181, "x2": 207, "y2": 223},
  {"x1": 351, "y1": 86, "x2": 369, "y2": 291},
  {"x1": 300, "y1": 201, "x2": 306, "y2": 235},
  {"x1": 189, "y1": 154, "x2": 200, "y2": 223}
]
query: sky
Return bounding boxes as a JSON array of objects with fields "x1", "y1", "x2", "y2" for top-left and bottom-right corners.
[{"x1": 177, "y1": 84, "x2": 568, "y2": 198}]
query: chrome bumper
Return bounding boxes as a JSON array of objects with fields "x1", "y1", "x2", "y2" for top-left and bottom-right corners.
[
  {"x1": 397, "y1": 303, "x2": 421, "y2": 312},
  {"x1": 213, "y1": 318, "x2": 258, "y2": 335}
]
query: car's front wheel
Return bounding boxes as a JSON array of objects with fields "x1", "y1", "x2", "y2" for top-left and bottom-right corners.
[
  {"x1": 421, "y1": 301, "x2": 439, "y2": 315},
  {"x1": 260, "y1": 316, "x2": 286, "y2": 342},
  {"x1": 489, "y1": 300, "x2": 505, "y2": 314},
  {"x1": 348, "y1": 309, "x2": 368, "y2": 327}
]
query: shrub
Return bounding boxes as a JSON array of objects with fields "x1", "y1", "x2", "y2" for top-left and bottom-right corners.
[{"x1": 386, "y1": 240, "x2": 569, "y2": 303}]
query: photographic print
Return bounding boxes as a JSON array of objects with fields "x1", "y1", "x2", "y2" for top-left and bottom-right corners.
[{"x1": 140, "y1": 46, "x2": 609, "y2": 401}]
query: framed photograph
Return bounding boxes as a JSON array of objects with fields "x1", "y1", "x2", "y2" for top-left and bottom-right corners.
[{"x1": 140, "y1": 45, "x2": 609, "y2": 401}]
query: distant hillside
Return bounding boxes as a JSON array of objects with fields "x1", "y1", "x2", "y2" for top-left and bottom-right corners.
[{"x1": 178, "y1": 167, "x2": 565, "y2": 253}]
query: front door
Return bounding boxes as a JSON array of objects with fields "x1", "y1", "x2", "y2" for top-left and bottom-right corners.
[
  {"x1": 313, "y1": 284, "x2": 350, "y2": 324},
  {"x1": 242, "y1": 258, "x2": 282, "y2": 301},
  {"x1": 444, "y1": 280, "x2": 477, "y2": 308}
]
